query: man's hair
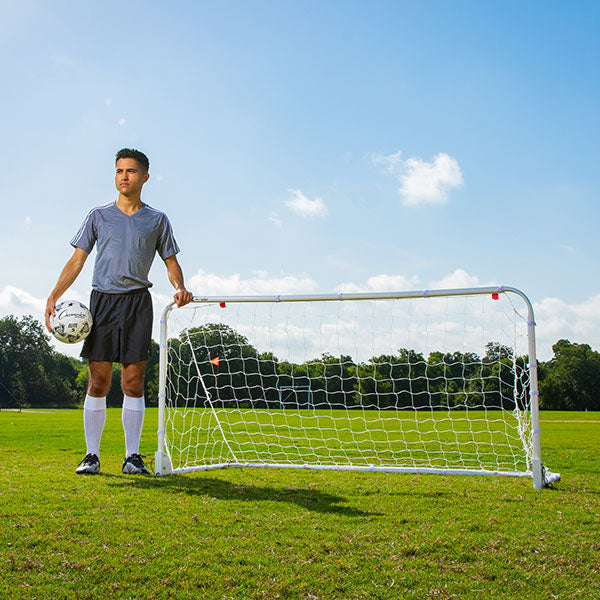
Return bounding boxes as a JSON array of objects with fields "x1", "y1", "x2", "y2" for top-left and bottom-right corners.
[{"x1": 115, "y1": 148, "x2": 150, "y2": 172}]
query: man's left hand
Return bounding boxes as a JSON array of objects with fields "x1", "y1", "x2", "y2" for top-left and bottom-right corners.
[{"x1": 174, "y1": 288, "x2": 194, "y2": 307}]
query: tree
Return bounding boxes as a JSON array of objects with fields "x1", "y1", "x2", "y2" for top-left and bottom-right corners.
[
  {"x1": 144, "y1": 340, "x2": 160, "y2": 406},
  {"x1": 168, "y1": 324, "x2": 262, "y2": 408},
  {"x1": 0, "y1": 315, "x2": 83, "y2": 408},
  {"x1": 68, "y1": 339, "x2": 161, "y2": 407},
  {"x1": 427, "y1": 351, "x2": 483, "y2": 408},
  {"x1": 75, "y1": 362, "x2": 125, "y2": 407},
  {"x1": 539, "y1": 339, "x2": 600, "y2": 410},
  {"x1": 297, "y1": 353, "x2": 358, "y2": 409},
  {"x1": 481, "y1": 343, "x2": 517, "y2": 409},
  {"x1": 355, "y1": 349, "x2": 427, "y2": 409}
]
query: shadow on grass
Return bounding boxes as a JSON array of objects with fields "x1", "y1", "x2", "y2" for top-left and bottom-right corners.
[{"x1": 106, "y1": 473, "x2": 383, "y2": 517}]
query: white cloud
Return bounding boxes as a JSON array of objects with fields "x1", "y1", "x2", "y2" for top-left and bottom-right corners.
[
  {"x1": 150, "y1": 290, "x2": 174, "y2": 312},
  {"x1": 188, "y1": 269, "x2": 317, "y2": 296},
  {"x1": 0, "y1": 286, "x2": 89, "y2": 319},
  {"x1": 429, "y1": 269, "x2": 484, "y2": 290},
  {"x1": 3, "y1": 280, "x2": 600, "y2": 363},
  {"x1": 373, "y1": 150, "x2": 403, "y2": 174},
  {"x1": 374, "y1": 151, "x2": 463, "y2": 206},
  {"x1": 268, "y1": 212, "x2": 282, "y2": 227},
  {"x1": 336, "y1": 273, "x2": 420, "y2": 294},
  {"x1": 336, "y1": 269, "x2": 486, "y2": 294},
  {"x1": 331, "y1": 269, "x2": 600, "y2": 360},
  {"x1": 0, "y1": 285, "x2": 45, "y2": 316},
  {"x1": 0, "y1": 286, "x2": 88, "y2": 358},
  {"x1": 24, "y1": 216, "x2": 31, "y2": 230},
  {"x1": 534, "y1": 294, "x2": 600, "y2": 359},
  {"x1": 285, "y1": 189, "x2": 328, "y2": 218},
  {"x1": 559, "y1": 243, "x2": 575, "y2": 254}
]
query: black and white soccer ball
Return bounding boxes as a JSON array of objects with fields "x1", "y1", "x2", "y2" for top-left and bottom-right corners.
[{"x1": 50, "y1": 300, "x2": 93, "y2": 344}]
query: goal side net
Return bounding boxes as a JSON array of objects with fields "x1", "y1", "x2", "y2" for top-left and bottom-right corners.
[{"x1": 155, "y1": 286, "x2": 560, "y2": 488}]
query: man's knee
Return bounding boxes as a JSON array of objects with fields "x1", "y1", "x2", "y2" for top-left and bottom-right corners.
[
  {"x1": 87, "y1": 362, "x2": 112, "y2": 397},
  {"x1": 122, "y1": 380, "x2": 144, "y2": 398},
  {"x1": 121, "y1": 362, "x2": 146, "y2": 398}
]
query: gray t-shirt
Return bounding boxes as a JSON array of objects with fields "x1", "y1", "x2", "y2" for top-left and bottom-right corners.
[{"x1": 71, "y1": 202, "x2": 180, "y2": 293}]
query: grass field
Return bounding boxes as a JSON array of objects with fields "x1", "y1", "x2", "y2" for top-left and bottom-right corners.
[
  {"x1": 1, "y1": 409, "x2": 598, "y2": 600},
  {"x1": 165, "y1": 408, "x2": 536, "y2": 475}
]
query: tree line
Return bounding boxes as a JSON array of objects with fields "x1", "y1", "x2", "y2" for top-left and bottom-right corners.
[
  {"x1": 1, "y1": 315, "x2": 599, "y2": 411},
  {"x1": 0, "y1": 315, "x2": 159, "y2": 409}
]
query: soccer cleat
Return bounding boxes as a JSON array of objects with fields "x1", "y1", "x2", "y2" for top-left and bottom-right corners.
[
  {"x1": 76, "y1": 453, "x2": 100, "y2": 475},
  {"x1": 122, "y1": 453, "x2": 151, "y2": 475}
]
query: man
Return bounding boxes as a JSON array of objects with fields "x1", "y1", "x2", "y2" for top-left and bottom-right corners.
[{"x1": 45, "y1": 148, "x2": 193, "y2": 475}]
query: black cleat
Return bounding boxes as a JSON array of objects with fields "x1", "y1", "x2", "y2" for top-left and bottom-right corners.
[
  {"x1": 122, "y1": 453, "x2": 151, "y2": 475},
  {"x1": 76, "y1": 453, "x2": 100, "y2": 475}
]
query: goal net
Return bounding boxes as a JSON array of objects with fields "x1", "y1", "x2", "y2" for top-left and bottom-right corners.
[{"x1": 155, "y1": 287, "x2": 560, "y2": 488}]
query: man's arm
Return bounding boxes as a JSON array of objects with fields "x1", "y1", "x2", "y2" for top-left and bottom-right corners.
[
  {"x1": 164, "y1": 254, "x2": 194, "y2": 307},
  {"x1": 45, "y1": 248, "x2": 89, "y2": 331}
]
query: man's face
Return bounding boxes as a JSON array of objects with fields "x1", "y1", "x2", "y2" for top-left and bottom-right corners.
[{"x1": 115, "y1": 158, "x2": 149, "y2": 197}]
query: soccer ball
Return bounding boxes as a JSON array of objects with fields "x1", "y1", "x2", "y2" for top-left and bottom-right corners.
[{"x1": 50, "y1": 300, "x2": 93, "y2": 344}]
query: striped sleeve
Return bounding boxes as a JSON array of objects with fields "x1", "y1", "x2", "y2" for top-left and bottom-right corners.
[
  {"x1": 156, "y1": 213, "x2": 180, "y2": 260},
  {"x1": 70, "y1": 206, "x2": 99, "y2": 253}
]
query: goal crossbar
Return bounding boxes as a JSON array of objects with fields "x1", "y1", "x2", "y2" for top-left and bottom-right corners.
[{"x1": 155, "y1": 286, "x2": 560, "y2": 488}]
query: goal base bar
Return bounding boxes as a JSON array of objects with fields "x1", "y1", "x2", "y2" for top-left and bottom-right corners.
[
  {"x1": 161, "y1": 462, "x2": 560, "y2": 486},
  {"x1": 167, "y1": 461, "x2": 534, "y2": 478}
]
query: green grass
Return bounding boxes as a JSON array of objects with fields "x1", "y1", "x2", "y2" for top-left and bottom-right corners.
[
  {"x1": 1, "y1": 409, "x2": 598, "y2": 599},
  {"x1": 166, "y1": 408, "x2": 536, "y2": 474}
]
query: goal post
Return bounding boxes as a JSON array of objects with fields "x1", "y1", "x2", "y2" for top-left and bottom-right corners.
[{"x1": 155, "y1": 286, "x2": 560, "y2": 488}]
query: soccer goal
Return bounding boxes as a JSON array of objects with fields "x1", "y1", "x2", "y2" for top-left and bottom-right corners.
[{"x1": 155, "y1": 286, "x2": 560, "y2": 488}]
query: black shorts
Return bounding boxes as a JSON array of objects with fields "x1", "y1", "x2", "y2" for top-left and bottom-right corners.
[{"x1": 81, "y1": 288, "x2": 153, "y2": 364}]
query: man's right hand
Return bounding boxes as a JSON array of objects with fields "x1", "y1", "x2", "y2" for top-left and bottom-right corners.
[
  {"x1": 44, "y1": 248, "x2": 89, "y2": 333},
  {"x1": 45, "y1": 298, "x2": 56, "y2": 332}
]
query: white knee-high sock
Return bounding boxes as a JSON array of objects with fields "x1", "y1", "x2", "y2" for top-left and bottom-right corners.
[
  {"x1": 84, "y1": 395, "x2": 106, "y2": 457},
  {"x1": 122, "y1": 395, "x2": 145, "y2": 457}
]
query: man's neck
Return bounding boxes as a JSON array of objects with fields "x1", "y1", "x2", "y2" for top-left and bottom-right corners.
[{"x1": 116, "y1": 194, "x2": 144, "y2": 215}]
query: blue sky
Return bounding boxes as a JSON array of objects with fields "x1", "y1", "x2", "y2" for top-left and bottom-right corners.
[{"x1": 1, "y1": 0, "x2": 599, "y2": 360}]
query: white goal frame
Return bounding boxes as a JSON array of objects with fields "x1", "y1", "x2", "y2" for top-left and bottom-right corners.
[{"x1": 155, "y1": 286, "x2": 560, "y2": 489}]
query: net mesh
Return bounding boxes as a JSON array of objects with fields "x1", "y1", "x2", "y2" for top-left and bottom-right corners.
[{"x1": 162, "y1": 292, "x2": 534, "y2": 476}]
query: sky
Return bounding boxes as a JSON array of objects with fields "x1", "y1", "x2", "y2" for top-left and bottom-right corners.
[{"x1": 0, "y1": 0, "x2": 599, "y2": 361}]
